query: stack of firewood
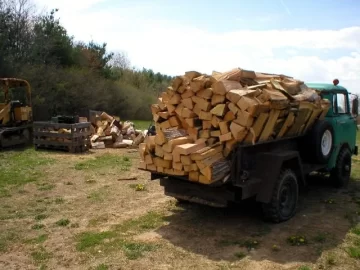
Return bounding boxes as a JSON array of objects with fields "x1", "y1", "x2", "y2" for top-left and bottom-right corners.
[
  {"x1": 138, "y1": 67, "x2": 331, "y2": 184},
  {"x1": 90, "y1": 112, "x2": 146, "y2": 149}
]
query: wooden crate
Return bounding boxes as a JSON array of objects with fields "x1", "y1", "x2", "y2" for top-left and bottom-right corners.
[{"x1": 33, "y1": 121, "x2": 91, "y2": 153}]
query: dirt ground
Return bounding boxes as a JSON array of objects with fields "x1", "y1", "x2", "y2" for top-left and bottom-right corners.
[{"x1": 0, "y1": 147, "x2": 360, "y2": 270}]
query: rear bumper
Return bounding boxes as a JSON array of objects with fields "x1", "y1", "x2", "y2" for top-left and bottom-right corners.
[{"x1": 159, "y1": 177, "x2": 236, "y2": 207}]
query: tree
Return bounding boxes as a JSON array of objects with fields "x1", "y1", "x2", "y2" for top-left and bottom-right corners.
[
  {"x1": 73, "y1": 40, "x2": 113, "y2": 77},
  {"x1": 31, "y1": 8, "x2": 74, "y2": 66},
  {"x1": 0, "y1": 0, "x2": 35, "y2": 74}
]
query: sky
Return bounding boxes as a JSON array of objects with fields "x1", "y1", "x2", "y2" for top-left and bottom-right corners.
[{"x1": 33, "y1": 0, "x2": 360, "y2": 94}]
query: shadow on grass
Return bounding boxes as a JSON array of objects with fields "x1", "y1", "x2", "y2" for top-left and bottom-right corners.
[{"x1": 155, "y1": 177, "x2": 360, "y2": 264}]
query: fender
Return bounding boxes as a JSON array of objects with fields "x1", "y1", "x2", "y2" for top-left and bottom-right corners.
[{"x1": 252, "y1": 151, "x2": 305, "y2": 203}]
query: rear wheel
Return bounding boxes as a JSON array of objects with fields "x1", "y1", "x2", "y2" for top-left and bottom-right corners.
[
  {"x1": 262, "y1": 169, "x2": 299, "y2": 223},
  {"x1": 330, "y1": 147, "x2": 352, "y2": 188}
]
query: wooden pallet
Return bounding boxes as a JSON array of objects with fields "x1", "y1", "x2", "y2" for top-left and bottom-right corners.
[{"x1": 33, "y1": 121, "x2": 91, "y2": 153}]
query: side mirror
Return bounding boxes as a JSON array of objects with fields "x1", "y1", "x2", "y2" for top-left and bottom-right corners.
[{"x1": 352, "y1": 97, "x2": 359, "y2": 116}]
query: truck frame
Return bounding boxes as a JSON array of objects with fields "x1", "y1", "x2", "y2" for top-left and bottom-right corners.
[{"x1": 146, "y1": 80, "x2": 359, "y2": 223}]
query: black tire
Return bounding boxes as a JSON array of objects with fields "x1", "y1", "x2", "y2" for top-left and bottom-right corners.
[
  {"x1": 305, "y1": 120, "x2": 334, "y2": 164},
  {"x1": 330, "y1": 147, "x2": 352, "y2": 188},
  {"x1": 262, "y1": 169, "x2": 299, "y2": 223}
]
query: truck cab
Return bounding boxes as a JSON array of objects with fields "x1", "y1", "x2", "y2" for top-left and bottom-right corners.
[{"x1": 306, "y1": 80, "x2": 358, "y2": 185}]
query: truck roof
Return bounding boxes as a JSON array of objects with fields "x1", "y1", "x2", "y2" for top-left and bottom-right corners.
[{"x1": 305, "y1": 82, "x2": 347, "y2": 92}]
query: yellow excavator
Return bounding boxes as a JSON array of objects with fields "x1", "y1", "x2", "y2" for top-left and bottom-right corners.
[{"x1": 0, "y1": 78, "x2": 33, "y2": 149}]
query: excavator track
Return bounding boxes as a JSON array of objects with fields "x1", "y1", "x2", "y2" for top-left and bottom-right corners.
[{"x1": 0, "y1": 124, "x2": 32, "y2": 149}]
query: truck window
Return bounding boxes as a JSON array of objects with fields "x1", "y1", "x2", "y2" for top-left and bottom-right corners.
[{"x1": 333, "y1": 93, "x2": 348, "y2": 114}]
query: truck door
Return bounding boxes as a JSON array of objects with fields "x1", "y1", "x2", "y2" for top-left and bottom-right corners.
[{"x1": 332, "y1": 92, "x2": 357, "y2": 151}]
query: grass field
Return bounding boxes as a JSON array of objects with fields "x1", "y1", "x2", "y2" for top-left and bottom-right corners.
[
  {"x1": 0, "y1": 135, "x2": 359, "y2": 269},
  {"x1": 131, "y1": 120, "x2": 152, "y2": 131}
]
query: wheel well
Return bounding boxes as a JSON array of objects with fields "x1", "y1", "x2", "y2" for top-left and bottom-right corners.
[
  {"x1": 282, "y1": 158, "x2": 305, "y2": 187},
  {"x1": 339, "y1": 142, "x2": 351, "y2": 152}
]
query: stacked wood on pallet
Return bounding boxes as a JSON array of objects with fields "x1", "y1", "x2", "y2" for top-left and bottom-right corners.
[
  {"x1": 37, "y1": 127, "x2": 73, "y2": 143},
  {"x1": 138, "y1": 67, "x2": 331, "y2": 185},
  {"x1": 90, "y1": 111, "x2": 146, "y2": 149},
  {"x1": 33, "y1": 121, "x2": 91, "y2": 153}
]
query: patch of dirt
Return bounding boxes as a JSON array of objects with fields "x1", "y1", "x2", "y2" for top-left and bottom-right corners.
[{"x1": 0, "y1": 148, "x2": 359, "y2": 270}]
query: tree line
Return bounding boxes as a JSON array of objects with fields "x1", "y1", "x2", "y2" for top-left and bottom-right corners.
[{"x1": 0, "y1": 0, "x2": 173, "y2": 120}]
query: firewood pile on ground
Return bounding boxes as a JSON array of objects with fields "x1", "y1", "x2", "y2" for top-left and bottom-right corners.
[{"x1": 89, "y1": 111, "x2": 147, "y2": 149}]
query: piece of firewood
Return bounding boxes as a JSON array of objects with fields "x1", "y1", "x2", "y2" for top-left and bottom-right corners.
[
  {"x1": 202, "y1": 120, "x2": 212, "y2": 130},
  {"x1": 226, "y1": 89, "x2": 260, "y2": 104},
  {"x1": 181, "y1": 90, "x2": 194, "y2": 99},
  {"x1": 145, "y1": 135, "x2": 156, "y2": 151},
  {"x1": 230, "y1": 122, "x2": 247, "y2": 141},
  {"x1": 162, "y1": 136, "x2": 193, "y2": 152},
  {"x1": 171, "y1": 76, "x2": 183, "y2": 91},
  {"x1": 237, "y1": 96, "x2": 259, "y2": 112},
  {"x1": 151, "y1": 104, "x2": 161, "y2": 115},
  {"x1": 196, "y1": 88, "x2": 213, "y2": 99},
  {"x1": 155, "y1": 144, "x2": 164, "y2": 157},
  {"x1": 192, "y1": 96, "x2": 211, "y2": 111},
  {"x1": 154, "y1": 127, "x2": 166, "y2": 145},
  {"x1": 210, "y1": 130, "x2": 221, "y2": 137},
  {"x1": 161, "y1": 92, "x2": 170, "y2": 103},
  {"x1": 199, "y1": 111, "x2": 212, "y2": 121},
  {"x1": 185, "y1": 117, "x2": 200, "y2": 128},
  {"x1": 164, "y1": 152, "x2": 173, "y2": 161},
  {"x1": 245, "y1": 112, "x2": 269, "y2": 143},
  {"x1": 228, "y1": 102, "x2": 239, "y2": 115},
  {"x1": 219, "y1": 121, "x2": 230, "y2": 134},
  {"x1": 224, "y1": 111, "x2": 236, "y2": 122},
  {"x1": 210, "y1": 104, "x2": 227, "y2": 117},
  {"x1": 175, "y1": 103, "x2": 184, "y2": 116},
  {"x1": 173, "y1": 162, "x2": 183, "y2": 171},
  {"x1": 169, "y1": 93, "x2": 181, "y2": 105},
  {"x1": 159, "y1": 120, "x2": 171, "y2": 129},
  {"x1": 173, "y1": 142, "x2": 206, "y2": 156},
  {"x1": 147, "y1": 164, "x2": 157, "y2": 171},
  {"x1": 200, "y1": 159, "x2": 231, "y2": 184},
  {"x1": 182, "y1": 98, "x2": 194, "y2": 110},
  {"x1": 145, "y1": 154, "x2": 153, "y2": 165},
  {"x1": 190, "y1": 144, "x2": 223, "y2": 161},
  {"x1": 189, "y1": 171, "x2": 199, "y2": 182},
  {"x1": 190, "y1": 75, "x2": 210, "y2": 92},
  {"x1": 100, "y1": 112, "x2": 114, "y2": 122},
  {"x1": 185, "y1": 71, "x2": 202, "y2": 80},
  {"x1": 181, "y1": 155, "x2": 193, "y2": 165},
  {"x1": 166, "y1": 86, "x2": 175, "y2": 97},
  {"x1": 196, "y1": 152, "x2": 223, "y2": 170},
  {"x1": 158, "y1": 111, "x2": 170, "y2": 119},
  {"x1": 259, "y1": 109, "x2": 281, "y2": 141},
  {"x1": 169, "y1": 116, "x2": 181, "y2": 127},
  {"x1": 153, "y1": 157, "x2": 172, "y2": 169},
  {"x1": 219, "y1": 132, "x2": 233, "y2": 142},
  {"x1": 157, "y1": 97, "x2": 166, "y2": 110},
  {"x1": 211, "y1": 94, "x2": 226, "y2": 106},
  {"x1": 211, "y1": 116, "x2": 221, "y2": 128},
  {"x1": 233, "y1": 110, "x2": 254, "y2": 127},
  {"x1": 199, "y1": 129, "x2": 210, "y2": 139},
  {"x1": 212, "y1": 80, "x2": 242, "y2": 96}
]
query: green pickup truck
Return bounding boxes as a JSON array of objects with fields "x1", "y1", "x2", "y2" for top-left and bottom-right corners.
[{"x1": 150, "y1": 79, "x2": 359, "y2": 223}]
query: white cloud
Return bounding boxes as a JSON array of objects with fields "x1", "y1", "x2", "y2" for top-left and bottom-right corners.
[{"x1": 33, "y1": 0, "x2": 360, "y2": 94}]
